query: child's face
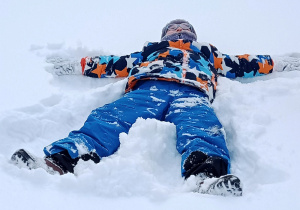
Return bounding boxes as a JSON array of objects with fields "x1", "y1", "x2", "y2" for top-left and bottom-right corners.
[{"x1": 165, "y1": 23, "x2": 192, "y2": 36}]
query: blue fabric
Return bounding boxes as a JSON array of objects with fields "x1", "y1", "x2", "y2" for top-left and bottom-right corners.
[{"x1": 44, "y1": 80, "x2": 230, "y2": 176}]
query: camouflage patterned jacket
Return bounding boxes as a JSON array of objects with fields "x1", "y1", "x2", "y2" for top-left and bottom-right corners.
[{"x1": 81, "y1": 39, "x2": 274, "y2": 102}]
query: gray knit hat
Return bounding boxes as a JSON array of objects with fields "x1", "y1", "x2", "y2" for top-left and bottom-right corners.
[{"x1": 161, "y1": 19, "x2": 197, "y2": 41}]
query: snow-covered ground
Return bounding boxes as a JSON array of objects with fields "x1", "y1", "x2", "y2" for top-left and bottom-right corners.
[{"x1": 1, "y1": 1, "x2": 300, "y2": 209}]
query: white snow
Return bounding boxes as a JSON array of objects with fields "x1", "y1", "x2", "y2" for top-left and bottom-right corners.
[{"x1": 1, "y1": 0, "x2": 300, "y2": 209}]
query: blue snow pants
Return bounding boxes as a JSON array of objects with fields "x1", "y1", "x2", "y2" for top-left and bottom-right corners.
[{"x1": 44, "y1": 80, "x2": 230, "y2": 176}]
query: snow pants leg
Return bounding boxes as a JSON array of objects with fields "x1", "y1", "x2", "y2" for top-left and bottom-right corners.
[
  {"x1": 163, "y1": 87, "x2": 230, "y2": 178},
  {"x1": 43, "y1": 81, "x2": 171, "y2": 159}
]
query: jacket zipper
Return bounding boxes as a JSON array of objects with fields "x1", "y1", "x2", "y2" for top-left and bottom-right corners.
[{"x1": 182, "y1": 49, "x2": 189, "y2": 79}]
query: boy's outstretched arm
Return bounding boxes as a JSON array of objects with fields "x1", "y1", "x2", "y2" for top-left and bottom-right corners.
[
  {"x1": 210, "y1": 45, "x2": 300, "y2": 78},
  {"x1": 209, "y1": 44, "x2": 274, "y2": 79},
  {"x1": 81, "y1": 52, "x2": 143, "y2": 78},
  {"x1": 46, "y1": 52, "x2": 143, "y2": 78}
]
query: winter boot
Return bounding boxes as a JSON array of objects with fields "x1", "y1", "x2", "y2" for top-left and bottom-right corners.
[
  {"x1": 10, "y1": 149, "x2": 66, "y2": 175},
  {"x1": 11, "y1": 149, "x2": 100, "y2": 175},
  {"x1": 45, "y1": 150, "x2": 100, "y2": 174},
  {"x1": 11, "y1": 149, "x2": 41, "y2": 169},
  {"x1": 198, "y1": 174, "x2": 243, "y2": 196},
  {"x1": 184, "y1": 151, "x2": 228, "y2": 179}
]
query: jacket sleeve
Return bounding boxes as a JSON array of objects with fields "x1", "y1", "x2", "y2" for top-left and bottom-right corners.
[
  {"x1": 209, "y1": 44, "x2": 274, "y2": 79},
  {"x1": 80, "y1": 51, "x2": 144, "y2": 78}
]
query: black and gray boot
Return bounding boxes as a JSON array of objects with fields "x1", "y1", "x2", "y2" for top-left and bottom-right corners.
[
  {"x1": 198, "y1": 174, "x2": 243, "y2": 196},
  {"x1": 11, "y1": 149, "x2": 100, "y2": 175}
]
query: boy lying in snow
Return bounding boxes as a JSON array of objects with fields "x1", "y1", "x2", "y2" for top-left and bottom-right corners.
[{"x1": 11, "y1": 19, "x2": 300, "y2": 196}]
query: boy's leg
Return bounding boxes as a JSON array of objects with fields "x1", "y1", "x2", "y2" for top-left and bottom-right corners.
[
  {"x1": 43, "y1": 81, "x2": 171, "y2": 171},
  {"x1": 165, "y1": 87, "x2": 230, "y2": 179}
]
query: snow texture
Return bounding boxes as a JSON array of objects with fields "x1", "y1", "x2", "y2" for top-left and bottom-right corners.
[{"x1": 1, "y1": 0, "x2": 300, "y2": 209}]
